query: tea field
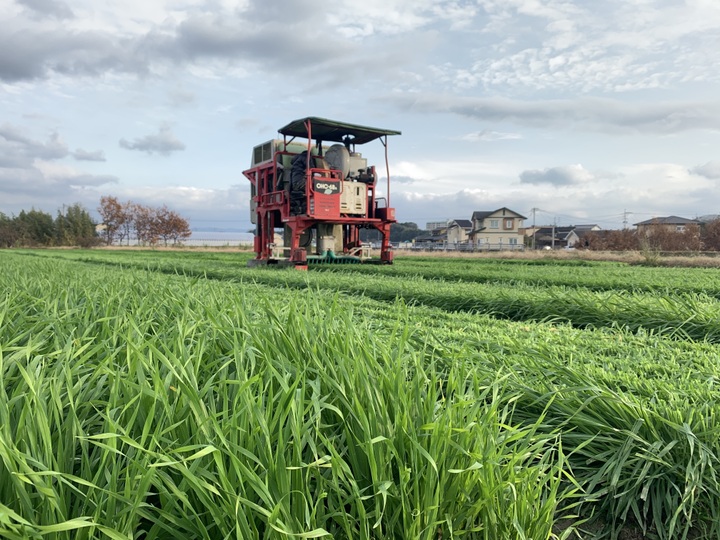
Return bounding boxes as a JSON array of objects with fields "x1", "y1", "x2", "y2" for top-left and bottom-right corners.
[{"x1": 2, "y1": 249, "x2": 720, "y2": 539}]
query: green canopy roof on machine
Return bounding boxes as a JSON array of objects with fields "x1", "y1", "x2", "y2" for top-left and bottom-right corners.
[{"x1": 278, "y1": 117, "x2": 401, "y2": 145}]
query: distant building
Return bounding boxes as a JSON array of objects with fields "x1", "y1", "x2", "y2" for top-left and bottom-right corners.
[
  {"x1": 414, "y1": 226, "x2": 448, "y2": 247},
  {"x1": 425, "y1": 221, "x2": 448, "y2": 231},
  {"x1": 574, "y1": 224, "x2": 602, "y2": 233},
  {"x1": 414, "y1": 208, "x2": 527, "y2": 250},
  {"x1": 572, "y1": 225, "x2": 602, "y2": 248},
  {"x1": 529, "y1": 224, "x2": 602, "y2": 249},
  {"x1": 469, "y1": 208, "x2": 526, "y2": 249},
  {"x1": 532, "y1": 226, "x2": 579, "y2": 249},
  {"x1": 447, "y1": 219, "x2": 473, "y2": 245},
  {"x1": 634, "y1": 216, "x2": 701, "y2": 236}
]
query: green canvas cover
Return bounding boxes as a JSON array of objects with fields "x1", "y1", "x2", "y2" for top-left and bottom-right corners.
[{"x1": 278, "y1": 117, "x2": 401, "y2": 145}]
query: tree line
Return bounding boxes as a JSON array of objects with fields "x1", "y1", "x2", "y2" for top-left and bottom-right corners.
[
  {"x1": 97, "y1": 196, "x2": 191, "y2": 246},
  {"x1": 0, "y1": 204, "x2": 98, "y2": 248},
  {"x1": 582, "y1": 220, "x2": 720, "y2": 252},
  {"x1": 0, "y1": 198, "x2": 192, "y2": 248}
]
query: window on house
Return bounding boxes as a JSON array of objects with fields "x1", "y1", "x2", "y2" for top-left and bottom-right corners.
[
  {"x1": 676, "y1": 225, "x2": 685, "y2": 232},
  {"x1": 509, "y1": 238, "x2": 518, "y2": 245},
  {"x1": 490, "y1": 219, "x2": 499, "y2": 229},
  {"x1": 504, "y1": 219, "x2": 513, "y2": 230}
]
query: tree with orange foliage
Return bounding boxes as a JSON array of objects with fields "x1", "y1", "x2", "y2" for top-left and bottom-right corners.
[
  {"x1": 98, "y1": 197, "x2": 192, "y2": 246},
  {"x1": 640, "y1": 224, "x2": 701, "y2": 252},
  {"x1": 97, "y1": 196, "x2": 125, "y2": 245},
  {"x1": 701, "y1": 219, "x2": 720, "y2": 251},
  {"x1": 132, "y1": 204, "x2": 158, "y2": 246},
  {"x1": 583, "y1": 229, "x2": 639, "y2": 251},
  {"x1": 155, "y1": 205, "x2": 191, "y2": 246}
]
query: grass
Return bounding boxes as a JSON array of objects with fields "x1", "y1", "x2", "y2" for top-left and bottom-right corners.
[
  {"x1": 0, "y1": 255, "x2": 563, "y2": 539},
  {"x1": 33, "y1": 250, "x2": 720, "y2": 342},
  {"x1": 4, "y1": 249, "x2": 720, "y2": 538}
]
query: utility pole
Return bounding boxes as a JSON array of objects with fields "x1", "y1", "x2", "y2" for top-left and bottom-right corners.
[
  {"x1": 531, "y1": 207, "x2": 537, "y2": 249},
  {"x1": 622, "y1": 209, "x2": 632, "y2": 229},
  {"x1": 551, "y1": 217, "x2": 556, "y2": 249}
]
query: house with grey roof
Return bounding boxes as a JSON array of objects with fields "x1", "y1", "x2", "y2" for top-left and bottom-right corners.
[
  {"x1": 634, "y1": 216, "x2": 701, "y2": 236},
  {"x1": 447, "y1": 219, "x2": 473, "y2": 245},
  {"x1": 469, "y1": 207, "x2": 526, "y2": 249},
  {"x1": 414, "y1": 226, "x2": 448, "y2": 247},
  {"x1": 532, "y1": 226, "x2": 579, "y2": 249},
  {"x1": 527, "y1": 224, "x2": 602, "y2": 249}
]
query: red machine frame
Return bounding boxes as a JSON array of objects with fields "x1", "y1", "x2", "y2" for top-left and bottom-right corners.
[{"x1": 242, "y1": 117, "x2": 401, "y2": 269}]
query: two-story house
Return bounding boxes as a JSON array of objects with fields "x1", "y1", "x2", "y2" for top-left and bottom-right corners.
[
  {"x1": 469, "y1": 208, "x2": 526, "y2": 249},
  {"x1": 446, "y1": 219, "x2": 473, "y2": 245}
]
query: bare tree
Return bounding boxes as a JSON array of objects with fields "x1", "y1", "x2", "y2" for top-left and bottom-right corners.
[
  {"x1": 116, "y1": 201, "x2": 136, "y2": 246},
  {"x1": 154, "y1": 205, "x2": 191, "y2": 246},
  {"x1": 0, "y1": 212, "x2": 19, "y2": 247},
  {"x1": 701, "y1": 219, "x2": 720, "y2": 251},
  {"x1": 97, "y1": 196, "x2": 124, "y2": 245},
  {"x1": 609, "y1": 229, "x2": 640, "y2": 251},
  {"x1": 583, "y1": 229, "x2": 639, "y2": 251},
  {"x1": 99, "y1": 196, "x2": 192, "y2": 246},
  {"x1": 168, "y1": 211, "x2": 192, "y2": 245},
  {"x1": 641, "y1": 224, "x2": 701, "y2": 252},
  {"x1": 132, "y1": 204, "x2": 159, "y2": 246}
]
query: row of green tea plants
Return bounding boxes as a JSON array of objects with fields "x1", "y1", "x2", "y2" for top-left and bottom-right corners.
[
  {"x1": 314, "y1": 257, "x2": 720, "y2": 297},
  {"x1": 332, "y1": 280, "x2": 720, "y2": 539},
  {"x1": 24, "y1": 250, "x2": 720, "y2": 344},
  {"x1": 4, "y1": 251, "x2": 720, "y2": 538},
  {"x1": 0, "y1": 254, "x2": 563, "y2": 539},
  {"x1": 27, "y1": 248, "x2": 720, "y2": 297}
]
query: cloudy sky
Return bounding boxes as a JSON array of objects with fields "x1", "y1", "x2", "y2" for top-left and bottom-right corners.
[{"x1": 2, "y1": 0, "x2": 720, "y2": 231}]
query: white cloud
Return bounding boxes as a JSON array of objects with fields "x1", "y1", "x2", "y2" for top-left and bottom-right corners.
[
  {"x1": 119, "y1": 126, "x2": 186, "y2": 156},
  {"x1": 73, "y1": 148, "x2": 106, "y2": 161},
  {"x1": 390, "y1": 159, "x2": 520, "y2": 196},
  {"x1": 617, "y1": 162, "x2": 713, "y2": 197},
  {"x1": 460, "y1": 129, "x2": 522, "y2": 142},
  {"x1": 385, "y1": 157, "x2": 720, "y2": 229},
  {"x1": 692, "y1": 161, "x2": 720, "y2": 179},
  {"x1": 435, "y1": 0, "x2": 720, "y2": 94},
  {"x1": 388, "y1": 94, "x2": 720, "y2": 134},
  {"x1": 520, "y1": 164, "x2": 595, "y2": 186},
  {"x1": 18, "y1": 0, "x2": 74, "y2": 20},
  {"x1": 326, "y1": 0, "x2": 436, "y2": 36},
  {"x1": 3, "y1": 0, "x2": 720, "y2": 232},
  {"x1": 0, "y1": 124, "x2": 117, "y2": 215},
  {"x1": 0, "y1": 124, "x2": 68, "y2": 167},
  {"x1": 167, "y1": 88, "x2": 196, "y2": 107}
]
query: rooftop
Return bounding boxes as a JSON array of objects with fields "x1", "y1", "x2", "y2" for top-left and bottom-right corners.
[{"x1": 278, "y1": 117, "x2": 401, "y2": 145}]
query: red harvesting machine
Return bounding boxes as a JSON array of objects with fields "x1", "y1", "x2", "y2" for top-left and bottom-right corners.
[{"x1": 242, "y1": 117, "x2": 401, "y2": 269}]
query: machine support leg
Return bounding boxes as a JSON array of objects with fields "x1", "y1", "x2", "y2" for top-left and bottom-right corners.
[
  {"x1": 378, "y1": 223, "x2": 393, "y2": 263},
  {"x1": 288, "y1": 222, "x2": 308, "y2": 264}
]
